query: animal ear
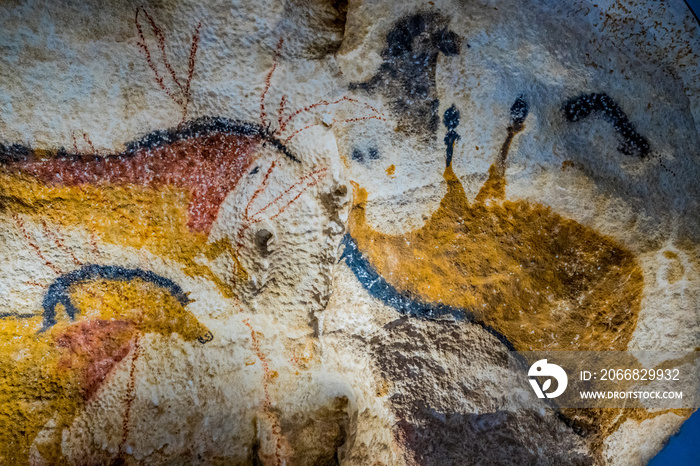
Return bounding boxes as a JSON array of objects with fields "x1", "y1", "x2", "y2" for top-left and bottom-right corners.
[{"x1": 348, "y1": 181, "x2": 368, "y2": 207}]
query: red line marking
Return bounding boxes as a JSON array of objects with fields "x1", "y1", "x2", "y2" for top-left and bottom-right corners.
[
  {"x1": 260, "y1": 38, "x2": 284, "y2": 127},
  {"x1": 279, "y1": 96, "x2": 384, "y2": 130},
  {"x1": 277, "y1": 95, "x2": 288, "y2": 131},
  {"x1": 284, "y1": 115, "x2": 386, "y2": 142},
  {"x1": 242, "y1": 319, "x2": 286, "y2": 465},
  {"x1": 244, "y1": 161, "x2": 277, "y2": 219},
  {"x1": 236, "y1": 163, "x2": 278, "y2": 248},
  {"x1": 335, "y1": 116, "x2": 386, "y2": 124},
  {"x1": 42, "y1": 220, "x2": 81, "y2": 266},
  {"x1": 13, "y1": 214, "x2": 62, "y2": 275},
  {"x1": 135, "y1": 6, "x2": 202, "y2": 122},
  {"x1": 255, "y1": 167, "x2": 327, "y2": 219},
  {"x1": 269, "y1": 173, "x2": 325, "y2": 220},
  {"x1": 89, "y1": 232, "x2": 101, "y2": 262},
  {"x1": 283, "y1": 124, "x2": 316, "y2": 143},
  {"x1": 243, "y1": 319, "x2": 271, "y2": 402},
  {"x1": 23, "y1": 281, "x2": 45, "y2": 288},
  {"x1": 135, "y1": 8, "x2": 182, "y2": 106},
  {"x1": 236, "y1": 221, "x2": 257, "y2": 250},
  {"x1": 119, "y1": 335, "x2": 142, "y2": 460},
  {"x1": 82, "y1": 133, "x2": 96, "y2": 154},
  {"x1": 182, "y1": 22, "x2": 202, "y2": 122},
  {"x1": 71, "y1": 132, "x2": 80, "y2": 154},
  {"x1": 263, "y1": 409, "x2": 286, "y2": 466},
  {"x1": 282, "y1": 124, "x2": 316, "y2": 143},
  {"x1": 236, "y1": 167, "x2": 328, "y2": 249},
  {"x1": 143, "y1": 8, "x2": 181, "y2": 90}
]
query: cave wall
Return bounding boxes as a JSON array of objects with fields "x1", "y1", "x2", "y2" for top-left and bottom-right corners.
[{"x1": 0, "y1": 0, "x2": 698, "y2": 464}]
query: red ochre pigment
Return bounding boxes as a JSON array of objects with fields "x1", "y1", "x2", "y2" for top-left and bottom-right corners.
[
  {"x1": 2, "y1": 118, "x2": 298, "y2": 234},
  {"x1": 56, "y1": 319, "x2": 137, "y2": 401}
]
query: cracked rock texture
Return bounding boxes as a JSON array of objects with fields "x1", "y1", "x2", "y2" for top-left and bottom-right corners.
[{"x1": 0, "y1": 0, "x2": 698, "y2": 464}]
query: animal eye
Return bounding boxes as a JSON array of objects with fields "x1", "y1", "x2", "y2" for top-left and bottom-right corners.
[{"x1": 250, "y1": 166, "x2": 259, "y2": 175}]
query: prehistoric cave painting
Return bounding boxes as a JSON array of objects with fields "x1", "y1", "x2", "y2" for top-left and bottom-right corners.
[
  {"x1": 340, "y1": 98, "x2": 660, "y2": 447},
  {"x1": 563, "y1": 92, "x2": 651, "y2": 158},
  {"x1": 351, "y1": 145, "x2": 380, "y2": 163},
  {"x1": 2, "y1": 4, "x2": 381, "y2": 463},
  {"x1": 349, "y1": 12, "x2": 461, "y2": 140},
  {"x1": 135, "y1": 6, "x2": 202, "y2": 123},
  {"x1": 341, "y1": 96, "x2": 688, "y2": 445},
  {"x1": 0, "y1": 8, "x2": 383, "y2": 463},
  {"x1": 0, "y1": 118, "x2": 281, "y2": 298},
  {"x1": 1, "y1": 117, "x2": 299, "y2": 234},
  {"x1": 0, "y1": 270, "x2": 212, "y2": 465},
  {"x1": 342, "y1": 96, "x2": 644, "y2": 355},
  {"x1": 0, "y1": 108, "x2": 352, "y2": 301},
  {"x1": 41, "y1": 264, "x2": 215, "y2": 345},
  {"x1": 0, "y1": 86, "x2": 331, "y2": 466}
]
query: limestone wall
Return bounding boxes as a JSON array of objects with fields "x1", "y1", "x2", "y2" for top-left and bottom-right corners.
[{"x1": 0, "y1": 0, "x2": 698, "y2": 464}]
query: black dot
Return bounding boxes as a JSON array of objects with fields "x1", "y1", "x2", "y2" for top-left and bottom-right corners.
[{"x1": 351, "y1": 148, "x2": 364, "y2": 162}]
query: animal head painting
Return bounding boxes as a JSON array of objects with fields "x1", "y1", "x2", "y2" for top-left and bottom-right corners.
[
  {"x1": 0, "y1": 0, "x2": 699, "y2": 465},
  {"x1": 330, "y1": 3, "x2": 699, "y2": 464},
  {"x1": 0, "y1": 3, "x2": 359, "y2": 463}
]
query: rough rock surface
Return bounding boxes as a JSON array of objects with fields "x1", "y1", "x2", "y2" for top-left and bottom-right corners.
[{"x1": 0, "y1": 0, "x2": 698, "y2": 465}]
